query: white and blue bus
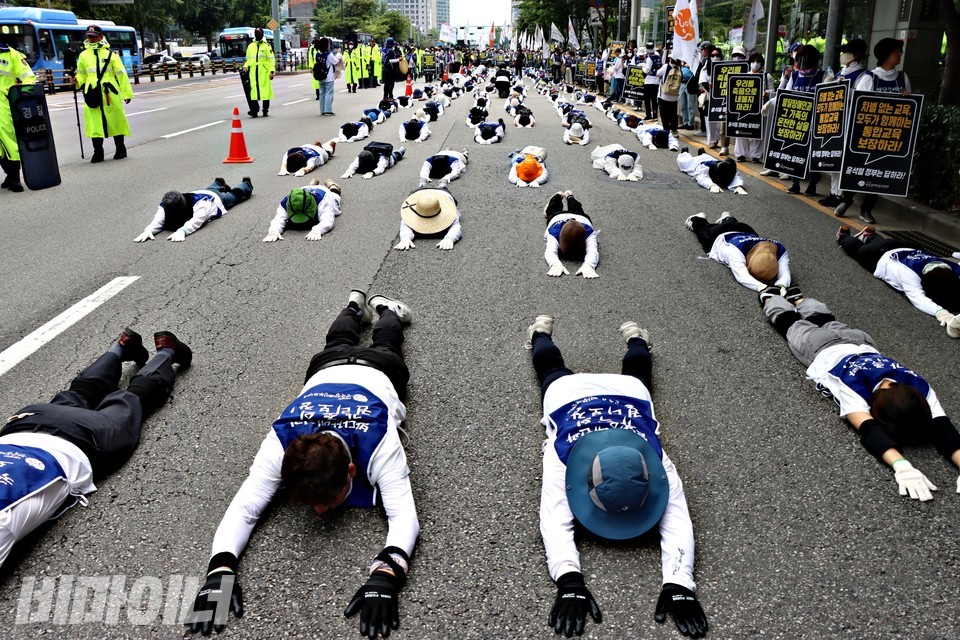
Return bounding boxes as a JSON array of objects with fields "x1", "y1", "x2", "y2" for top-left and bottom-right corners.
[
  {"x1": 217, "y1": 27, "x2": 290, "y2": 64},
  {"x1": 0, "y1": 7, "x2": 140, "y2": 77}
]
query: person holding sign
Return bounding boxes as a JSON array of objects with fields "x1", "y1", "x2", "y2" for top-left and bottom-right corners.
[
  {"x1": 685, "y1": 212, "x2": 791, "y2": 291},
  {"x1": 184, "y1": 291, "x2": 420, "y2": 638},
  {"x1": 781, "y1": 45, "x2": 825, "y2": 196},
  {"x1": 836, "y1": 226, "x2": 960, "y2": 337},
  {"x1": 818, "y1": 39, "x2": 868, "y2": 208},
  {"x1": 524, "y1": 315, "x2": 708, "y2": 637},
  {"x1": 677, "y1": 148, "x2": 747, "y2": 194},
  {"x1": 642, "y1": 42, "x2": 662, "y2": 122},
  {"x1": 761, "y1": 288, "x2": 960, "y2": 502},
  {"x1": 733, "y1": 53, "x2": 769, "y2": 163}
]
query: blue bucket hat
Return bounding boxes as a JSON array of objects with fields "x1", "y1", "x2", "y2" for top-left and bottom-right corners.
[{"x1": 565, "y1": 429, "x2": 668, "y2": 540}]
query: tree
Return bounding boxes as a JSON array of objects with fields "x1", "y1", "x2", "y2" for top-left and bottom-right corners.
[
  {"x1": 369, "y1": 10, "x2": 411, "y2": 42},
  {"x1": 177, "y1": 1, "x2": 232, "y2": 52},
  {"x1": 942, "y1": 0, "x2": 959, "y2": 105}
]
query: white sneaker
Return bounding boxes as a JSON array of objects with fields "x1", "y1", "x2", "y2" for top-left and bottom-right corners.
[
  {"x1": 368, "y1": 295, "x2": 413, "y2": 325},
  {"x1": 348, "y1": 289, "x2": 372, "y2": 324},
  {"x1": 759, "y1": 169, "x2": 777, "y2": 177},
  {"x1": 685, "y1": 212, "x2": 707, "y2": 230},
  {"x1": 719, "y1": 146, "x2": 729, "y2": 156},
  {"x1": 716, "y1": 211, "x2": 732, "y2": 224},
  {"x1": 618, "y1": 321, "x2": 651, "y2": 348},
  {"x1": 525, "y1": 314, "x2": 555, "y2": 348}
]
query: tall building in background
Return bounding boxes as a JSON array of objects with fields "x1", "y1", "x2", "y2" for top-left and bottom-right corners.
[
  {"x1": 288, "y1": 0, "x2": 316, "y2": 19},
  {"x1": 386, "y1": 0, "x2": 433, "y2": 33},
  {"x1": 435, "y1": 0, "x2": 450, "y2": 30}
]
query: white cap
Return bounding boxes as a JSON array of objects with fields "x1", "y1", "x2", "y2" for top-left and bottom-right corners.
[
  {"x1": 569, "y1": 123, "x2": 584, "y2": 138},
  {"x1": 617, "y1": 154, "x2": 635, "y2": 169}
]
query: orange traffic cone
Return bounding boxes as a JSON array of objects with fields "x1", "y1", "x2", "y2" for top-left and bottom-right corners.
[
  {"x1": 223, "y1": 107, "x2": 253, "y2": 164},
  {"x1": 405, "y1": 74, "x2": 413, "y2": 97},
  {"x1": 442, "y1": 65, "x2": 448, "y2": 82}
]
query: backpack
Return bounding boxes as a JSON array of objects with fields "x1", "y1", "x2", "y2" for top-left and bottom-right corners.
[
  {"x1": 662, "y1": 66, "x2": 683, "y2": 97},
  {"x1": 648, "y1": 53, "x2": 662, "y2": 75},
  {"x1": 364, "y1": 141, "x2": 394, "y2": 158},
  {"x1": 312, "y1": 51, "x2": 328, "y2": 81}
]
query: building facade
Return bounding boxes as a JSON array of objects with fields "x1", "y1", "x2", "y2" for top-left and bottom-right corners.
[{"x1": 386, "y1": 0, "x2": 433, "y2": 33}]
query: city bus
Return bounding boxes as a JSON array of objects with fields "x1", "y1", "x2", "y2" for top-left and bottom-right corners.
[
  {"x1": 0, "y1": 7, "x2": 141, "y2": 77},
  {"x1": 217, "y1": 27, "x2": 289, "y2": 63}
]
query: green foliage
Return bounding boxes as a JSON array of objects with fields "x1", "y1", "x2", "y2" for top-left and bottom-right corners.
[
  {"x1": 912, "y1": 105, "x2": 960, "y2": 211},
  {"x1": 314, "y1": 0, "x2": 409, "y2": 40}
]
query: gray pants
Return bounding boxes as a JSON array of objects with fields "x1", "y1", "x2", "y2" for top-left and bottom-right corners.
[{"x1": 763, "y1": 296, "x2": 876, "y2": 367}]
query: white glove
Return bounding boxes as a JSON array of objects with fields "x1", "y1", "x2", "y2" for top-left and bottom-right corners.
[
  {"x1": 262, "y1": 232, "x2": 283, "y2": 242},
  {"x1": 957, "y1": 475, "x2": 960, "y2": 494},
  {"x1": 277, "y1": 169, "x2": 289, "y2": 176},
  {"x1": 576, "y1": 264, "x2": 599, "y2": 279},
  {"x1": 948, "y1": 315, "x2": 960, "y2": 339},
  {"x1": 437, "y1": 238, "x2": 455, "y2": 250},
  {"x1": 516, "y1": 180, "x2": 528, "y2": 188},
  {"x1": 893, "y1": 460, "x2": 937, "y2": 502},
  {"x1": 293, "y1": 169, "x2": 306, "y2": 177},
  {"x1": 362, "y1": 172, "x2": 375, "y2": 179},
  {"x1": 733, "y1": 186, "x2": 748, "y2": 195},
  {"x1": 935, "y1": 309, "x2": 954, "y2": 327},
  {"x1": 341, "y1": 172, "x2": 352, "y2": 179},
  {"x1": 616, "y1": 173, "x2": 628, "y2": 181},
  {"x1": 133, "y1": 231, "x2": 154, "y2": 243},
  {"x1": 305, "y1": 229, "x2": 323, "y2": 241},
  {"x1": 529, "y1": 181, "x2": 541, "y2": 188},
  {"x1": 394, "y1": 237, "x2": 416, "y2": 251},
  {"x1": 418, "y1": 180, "x2": 429, "y2": 188},
  {"x1": 629, "y1": 171, "x2": 643, "y2": 182},
  {"x1": 709, "y1": 184, "x2": 723, "y2": 194},
  {"x1": 547, "y1": 263, "x2": 569, "y2": 277},
  {"x1": 437, "y1": 179, "x2": 450, "y2": 188},
  {"x1": 646, "y1": 144, "x2": 657, "y2": 150},
  {"x1": 168, "y1": 229, "x2": 187, "y2": 242}
]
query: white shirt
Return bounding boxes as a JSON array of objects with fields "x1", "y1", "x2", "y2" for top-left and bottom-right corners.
[
  {"x1": 342, "y1": 153, "x2": 395, "y2": 179},
  {"x1": 278, "y1": 144, "x2": 330, "y2": 176},
  {"x1": 142, "y1": 190, "x2": 226, "y2": 237},
  {"x1": 0, "y1": 433, "x2": 95, "y2": 568},
  {"x1": 398, "y1": 213, "x2": 462, "y2": 245},
  {"x1": 418, "y1": 151, "x2": 467, "y2": 185},
  {"x1": 209, "y1": 365, "x2": 419, "y2": 561},
  {"x1": 708, "y1": 232, "x2": 791, "y2": 291},
  {"x1": 338, "y1": 123, "x2": 370, "y2": 142},
  {"x1": 873, "y1": 250, "x2": 941, "y2": 316},
  {"x1": 854, "y1": 66, "x2": 912, "y2": 93},
  {"x1": 677, "y1": 151, "x2": 744, "y2": 191},
  {"x1": 268, "y1": 187, "x2": 341, "y2": 236},
  {"x1": 509, "y1": 160, "x2": 549, "y2": 187},
  {"x1": 544, "y1": 213, "x2": 598, "y2": 269},
  {"x1": 590, "y1": 144, "x2": 644, "y2": 181},
  {"x1": 538, "y1": 374, "x2": 696, "y2": 589},
  {"x1": 643, "y1": 53, "x2": 661, "y2": 85}
]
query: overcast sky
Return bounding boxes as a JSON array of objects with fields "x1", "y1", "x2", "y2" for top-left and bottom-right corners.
[{"x1": 449, "y1": 0, "x2": 515, "y2": 27}]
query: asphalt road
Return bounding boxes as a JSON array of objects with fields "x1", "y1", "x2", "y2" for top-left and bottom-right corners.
[{"x1": 0, "y1": 71, "x2": 958, "y2": 639}]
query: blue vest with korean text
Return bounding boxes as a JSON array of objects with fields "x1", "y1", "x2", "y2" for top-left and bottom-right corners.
[
  {"x1": 0, "y1": 445, "x2": 67, "y2": 512},
  {"x1": 551, "y1": 395, "x2": 663, "y2": 465},
  {"x1": 827, "y1": 353, "x2": 929, "y2": 406},
  {"x1": 790, "y1": 69, "x2": 825, "y2": 93},
  {"x1": 548, "y1": 217, "x2": 594, "y2": 242},
  {"x1": 726, "y1": 232, "x2": 786, "y2": 259},
  {"x1": 187, "y1": 191, "x2": 224, "y2": 218},
  {"x1": 838, "y1": 67, "x2": 866, "y2": 85},
  {"x1": 864, "y1": 70, "x2": 906, "y2": 93},
  {"x1": 891, "y1": 249, "x2": 960, "y2": 279},
  {"x1": 271, "y1": 383, "x2": 389, "y2": 508},
  {"x1": 289, "y1": 146, "x2": 321, "y2": 162}
]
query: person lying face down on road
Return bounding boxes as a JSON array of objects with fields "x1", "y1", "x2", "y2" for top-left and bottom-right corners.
[
  {"x1": 362, "y1": 107, "x2": 388, "y2": 124},
  {"x1": 684, "y1": 211, "x2": 791, "y2": 292},
  {"x1": 421, "y1": 100, "x2": 444, "y2": 121},
  {"x1": 836, "y1": 225, "x2": 960, "y2": 338},
  {"x1": 541, "y1": 191, "x2": 599, "y2": 279},
  {"x1": 399, "y1": 109, "x2": 431, "y2": 142},
  {"x1": 514, "y1": 105, "x2": 536, "y2": 127},
  {"x1": 419, "y1": 149, "x2": 469, "y2": 188},
  {"x1": 760, "y1": 285, "x2": 960, "y2": 502},
  {"x1": 618, "y1": 111, "x2": 643, "y2": 132},
  {"x1": 677, "y1": 147, "x2": 747, "y2": 194},
  {"x1": 505, "y1": 95, "x2": 523, "y2": 116},
  {"x1": 474, "y1": 118, "x2": 506, "y2": 144},
  {"x1": 590, "y1": 144, "x2": 644, "y2": 182},
  {"x1": 563, "y1": 122, "x2": 590, "y2": 146},
  {"x1": 466, "y1": 105, "x2": 489, "y2": 126},
  {"x1": 184, "y1": 291, "x2": 421, "y2": 639},
  {"x1": 636, "y1": 124, "x2": 680, "y2": 151},
  {"x1": 134, "y1": 177, "x2": 253, "y2": 242},
  {"x1": 509, "y1": 151, "x2": 548, "y2": 188},
  {"x1": 378, "y1": 98, "x2": 398, "y2": 114},
  {"x1": 524, "y1": 314, "x2": 708, "y2": 638},
  {"x1": 277, "y1": 140, "x2": 337, "y2": 176},
  {"x1": 341, "y1": 143, "x2": 406, "y2": 180},
  {"x1": 262, "y1": 179, "x2": 342, "y2": 242},
  {"x1": 394, "y1": 187, "x2": 462, "y2": 251},
  {"x1": 338, "y1": 116, "x2": 374, "y2": 142}
]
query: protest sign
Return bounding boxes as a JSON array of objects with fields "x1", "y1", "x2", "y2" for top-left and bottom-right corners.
[
  {"x1": 708, "y1": 61, "x2": 748, "y2": 121},
  {"x1": 726, "y1": 74, "x2": 762, "y2": 139},
  {"x1": 623, "y1": 65, "x2": 646, "y2": 100},
  {"x1": 811, "y1": 82, "x2": 848, "y2": 172},
  {"x1": 763, "y1": 90, "x2": 815, "y2": 179}
]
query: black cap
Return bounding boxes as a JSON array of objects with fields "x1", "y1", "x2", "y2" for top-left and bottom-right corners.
[
  {"x1": 837, "y1": 38, "x2": 868, "y2": 57},
  {"x1": 84, "y1": 25, "x2": 103, "y2": 38},
  {"x1": 698, "y1": 41, "x2": 713, "y2": 50}
]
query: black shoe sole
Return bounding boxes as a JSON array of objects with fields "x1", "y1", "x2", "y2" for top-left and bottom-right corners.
[
  {"x1": 154, "y1": 331, "x2": 192, "y2": 369},
  {"x1": 120, "y1": 328, "x2": 149, "y2": 366}
]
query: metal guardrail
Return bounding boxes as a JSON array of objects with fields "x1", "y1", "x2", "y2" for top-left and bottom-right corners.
[{"x1": 41, "y1": 53, "x2": 310, "y2": 93}]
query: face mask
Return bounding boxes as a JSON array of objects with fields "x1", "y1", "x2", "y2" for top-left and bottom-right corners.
[
  {"x1": 839, "y1": 52, "x2": 855, "y2": 66},
  {"x1": 711, "y1": 56, "x2": 720, "y2": 61},
  {"x1": 733, "y1": 55, "x2": 745, "y2": 60},
  {"x1": 255, "y1": 33, "x2": 263, "y2": 42},
  {"x1": 751, "y1": 62, "x2": 761, "y2": 71}
]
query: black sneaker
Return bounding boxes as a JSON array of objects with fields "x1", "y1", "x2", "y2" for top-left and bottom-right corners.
[
  {"x1": 784, "y1": 285, "x2": 804, "y2": 303},
  {"x1": 680, "y1": 147, "x2": 689, "y2": 154},
  {"x1": 859, "y1": 210, "x2": 876, "y2": 224},
  {"x1": 154, "y1": 332, "x2": 192, "y2": 369},
  {"x1": 117, "y1": 328, "x2": 149, "y2": 366},
  {"x1": 241, "y1": 176, "x2": 252, "y2": 189},
  {"x1": 759, "y1": 285, "x2": 786, "y2": 306},
  {"x1": 818, "y1": 194, "x2": 841, "y2": 207},
  {"x1": 804, "y1": 183, "x2": 818, "y2": 196},
  {"x1": 787, "y1": 182, "x2": 801, "y2": 194},
  {"x1": 213, "y1": 177, "x2": 228, "y2": 189}
]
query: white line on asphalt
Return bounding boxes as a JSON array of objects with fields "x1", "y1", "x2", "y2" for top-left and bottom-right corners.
[
  {"x1": 126, "y1": 107, "x2": 168, "y2": 117},
  {"x1": 289, "y1": 83, "x2": 304, "y2": 87},
  {"x1": 282, "y1": 98, "x2": 311, "y2": 106},
  {"x1": 161, "y1": 120, "x2": 225, "y2": 138},
  {"x1": 0, "y1": 276, "x2": 140, "y2": 378},
  {"x1": 224, "y1": 94, "x2": 244, "y2": 98}
]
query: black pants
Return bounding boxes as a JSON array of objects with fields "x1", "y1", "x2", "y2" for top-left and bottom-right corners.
[
  {"x1": 2, "y1": 350, "x2": 175, "y2": 476},
  {"x1": 838, "y1": 234, "x2": 913, "y2": 273},
  {"x1": 544, "y1": 193, "x2": 586, "y2": 218},
  {"x1": 689, "y1": 216, "x2": 756, "y2": 253},
  {"x1": 659, "y1": 98, "x2": 678, "y2": 132},
  {"x1": 530, "y1": 333, "x2": 652, "y2": 400},
  {"x1": 383, "y1": 76, "x2": 395, "y2": 100},
  {"x1": 840, "y1": 192, "x2": 879, "y2": 214},
  {"x1": 305, "y1": 306, "x2": 410, "y2": 401},
  {"x1": 643, "y1": 84, "x2": 659, "y2": 119}
]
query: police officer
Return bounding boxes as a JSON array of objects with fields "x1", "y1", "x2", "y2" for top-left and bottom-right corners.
[
  {"x1": 344, "y1": 40, "x2": 362, "y2": 93},
  {"x1": 243, "y1": 27, "x2": 275, "y2": 117},
  {"x1": 75, "y1": 25, "x2": 133, "y2": 163},
  {"x1": 0, "y1": 34, "x2": 36, "y2": 191}
]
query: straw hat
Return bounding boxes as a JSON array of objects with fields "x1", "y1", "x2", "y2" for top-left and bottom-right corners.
[{"x1": 400, "y1": 189, "x2": 458, "y2": 235}]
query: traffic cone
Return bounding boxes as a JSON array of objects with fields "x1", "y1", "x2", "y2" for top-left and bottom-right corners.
[
  {"x1": 223, "y1": 107, "x2": 253, "y2": 164},
  {"x1": 442, "y1": 65, "x2": 448, "y2": 82},
  {"x1": 405, "y1": 74, "x2": 413, "y2": 97}
]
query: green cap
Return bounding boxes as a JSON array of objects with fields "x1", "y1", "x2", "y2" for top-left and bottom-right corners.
[{"x1": 285, "y1": 188, "x2": 317, "y2": 224}]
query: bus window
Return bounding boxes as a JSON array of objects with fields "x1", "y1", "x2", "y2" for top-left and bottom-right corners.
[
  {"x1": 0, "y1": 24, "x2": 39, "y2": 65},
  {"x1": 107, "y1": 30, "x2": 136, "y2": 53},
  {"x1": 220, "y1": 37, "x2": 248, "y2": 59},
  {"x1": 51, "y1": 29, "x2": 84, "y2": 61},
  {"x1": 38, "y1": 28, "x2": 55, "y2": 60}
]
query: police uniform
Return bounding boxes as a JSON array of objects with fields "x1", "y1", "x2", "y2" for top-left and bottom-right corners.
[
  {"x1": 243, "y1": 38, "x2": 275, "y2": 115},
  {"x1": 0, "y1": 42, "x2": 36, "y2": 189},
  {"x1": 75, "y1": 37, "x2": 133, "y2": 161}
]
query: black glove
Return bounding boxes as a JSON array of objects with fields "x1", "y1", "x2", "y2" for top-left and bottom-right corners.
[
  {"x1": 654, "y1": 583, "x2": 708, "y2": 638},
  {"x1": 548, "y1": 572, "x2": 602, "y2": 637},
  {"x1": 184, "y1": 570, "x2": 244, "y2": 635},
  {"x1": 344, "y1": 571, "x2": 401, "y2": 638}
]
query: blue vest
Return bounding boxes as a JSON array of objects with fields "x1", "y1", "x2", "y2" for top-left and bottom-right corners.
[
  {"x1": 864, "y1": 70, "x2": 906, "y2": 93},
  {"x1": 891, "y1": 249, "x2": 960, "y2": 278},
  {"x1": 403, "y1": 121, "x2": 424, "y2": 139},
  {"x1": 550, "y1": 395, "x2": 662, "y2": 464},
  {"x1": 648, "y1": 53, "x2": 662, "y2": 74},
  {"x1": 364, "y1": 108, "x2": 383, "y2": 120},
  {"x1": 725, "y1": 232, "x2": 786, "y2": 259},
  {"x1": 606, "y1": 149, "x2": 638, "y2": 162},
  {"x1": 271, "y1": 382, "x2": 390, "y2": 508},
  {"x1": 477, "y1": 122, "x2": 500, "y2": 134},
  {"x1": 188, "y1": 192, "x2": 224, "y2": 218},
  {"x1": 289, "y1": 146, "x2": 321, "y2": 162},
  {"x1": 0, "y1": 445, "x2": 67, "y2": 512},
  {"x1": 838, "y1": 67, "x2": 866, "y2": 85},
  {"x1": 790, "y1": 69, "x2": 826, "y2": 93},
  {"x1": 548, "y1": 217, "x2": 594, "y2": 241},
  {"x1": 828, "y1": 353, "x2": 930, "y2": 406},
  {"x1": 279, "y1": 187, "x2": 327, "y2": 219}
]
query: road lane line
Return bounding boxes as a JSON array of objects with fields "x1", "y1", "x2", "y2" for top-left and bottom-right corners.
[
  {"x1": 289, "y1": 83, "x2": 304, "y2": 87},
  {"x1": 126, "y1": 107, "x2": 168, "y2": 117},
  {"x1": 223, "y1": 94, "x2": 244, "y2": 98},
  {"x1": 161, "y1": 120, "x2": 225, "y2": 138},
  {"x1": 0, "y1": 276, "x2": 140, "y2": 377},
  {"x1": 282, "y1": 98, "x2": 311, "y2": 106}
]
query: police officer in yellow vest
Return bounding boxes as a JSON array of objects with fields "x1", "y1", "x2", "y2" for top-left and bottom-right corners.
[
  {"x1": 243, "y1": 27, "x2": 275, "y2": 117},
  {"x1": 415, "y1": 46, "x2": 424, "y2": 80},
  {"x1": 0, "y1": 36, "x2": 36, "y2": 191},
  {"x1": 308, "y1": 36, "x2": 321, "y2": 100},
  {"x1": 371, "y1": 40, "x2": 382, "y2": 86},
  {"x1": 344, "y1": 41, "x2": 362, "y2": 93},
  {"x1": 75, "y1": 25, "x2": 133, "y2": 163}
]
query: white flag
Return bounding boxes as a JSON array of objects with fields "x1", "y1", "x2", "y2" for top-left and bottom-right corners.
[
  {"x1": 568, "y1": 17, "x2": 580, "y2": 50},
  {"x1": 671, "y1": 0, "x2": 699, "y2": 67},
  {"x1": 550, "y1": 22, "x2": 564, "y2": 43},
  {"x1": 743, "y1": 0, "x2": 765, "y2": 51}
]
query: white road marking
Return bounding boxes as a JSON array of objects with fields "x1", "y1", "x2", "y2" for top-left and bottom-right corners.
[
  {"x1": 282, "y1": 98, "x2": 311, "y2": 106},
  {"x1": 161, "y1": 120, "x2": 226, "y2": 138},
  {"x1": 0, "y1": 277, "x2": 140, "y2": 377},
  {"x1": 224, "y1": 93, "x2": 244, "y2": 98},
  {"x1": 289, "y1": 83, "x2": 304, "y2": 87},
  {"x1": 126, "y1": 107, "x2": 168, "y2": 117}
]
